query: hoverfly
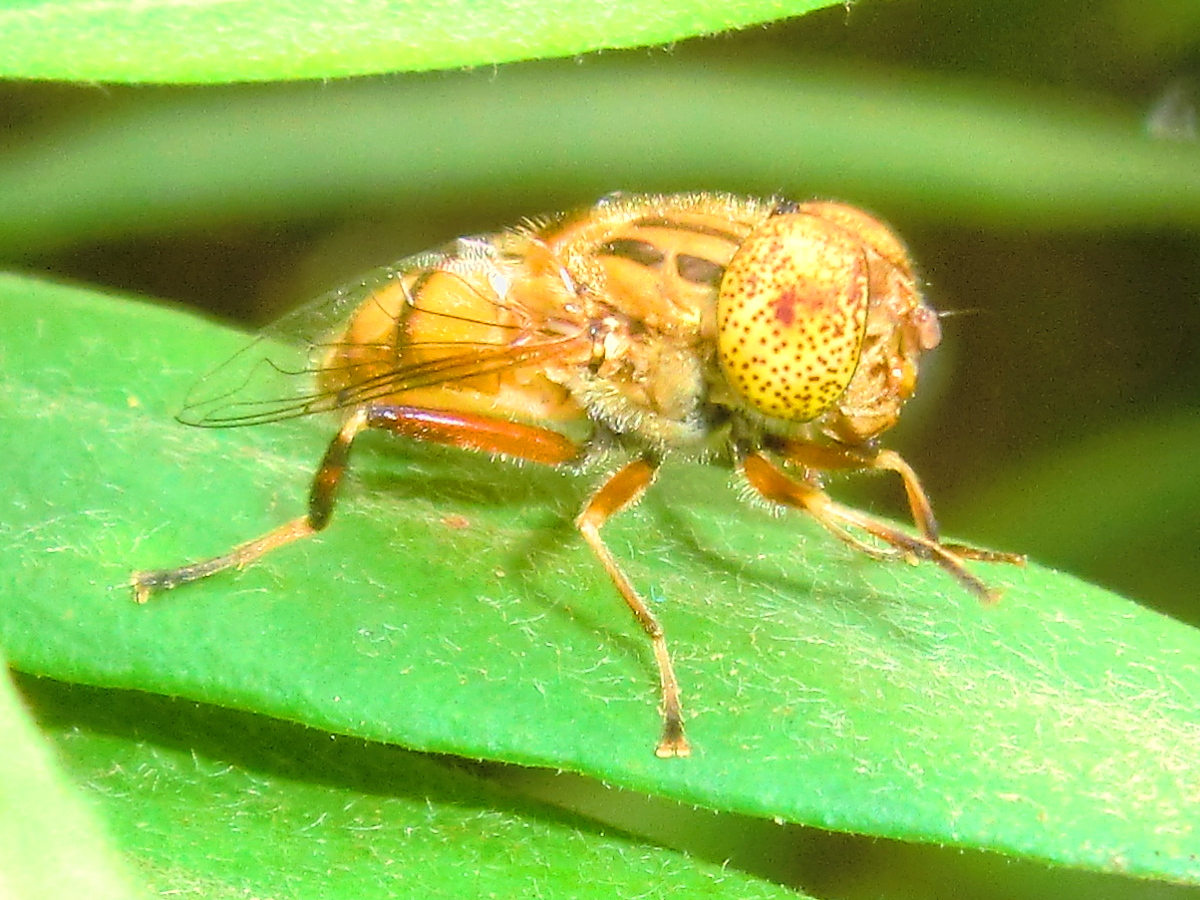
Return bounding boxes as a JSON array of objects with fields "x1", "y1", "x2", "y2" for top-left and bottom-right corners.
[{"x1": 131, "y1": 192, "x2": 1022, "y2": 758}]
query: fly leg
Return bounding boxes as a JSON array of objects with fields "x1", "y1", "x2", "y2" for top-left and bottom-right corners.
[
  {"x1": 131, "y1": 405, "x2": 581, "y2": 602},
  {"x1": 131, "y1": 407, "x2": 371, "y2": 602},
  {"x1": 740, "y1": 448, "x2": 1019, "y2": 603},
  {"x1": 767, "y1": 438, "x2": 1026, "y2": 567},
  {"x1": 574, "y1": 454, "x2": 689, "y2": 758}
]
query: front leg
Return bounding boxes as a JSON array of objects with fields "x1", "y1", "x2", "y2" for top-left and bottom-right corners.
[
  {"x1": 766, "y1": 436, "x2": 1025, "y2": 566},
  {"x1": 739, "y1": 448, "x2": 1017, "y2": 603}
]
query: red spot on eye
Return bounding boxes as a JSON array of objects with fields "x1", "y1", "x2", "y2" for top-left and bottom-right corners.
[
  {"x1": 772, "y1": 285, "x2": 830, "y2": 327},
  {"x1": 772, "y1": 288, "x2": 799, "y2": 326}
]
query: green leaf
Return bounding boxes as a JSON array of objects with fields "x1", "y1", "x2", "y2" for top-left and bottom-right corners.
[
  {"x1": 20, "y1": 675, "x2": 800, "y2": 899},
  {"x1": 0, "y1": 660, "x2": 143, "y2": 900},
  {"x1": 3, "y1": 271, "x2": 1199, "y2": 886},
  {"x1": 0, "y1": 0, "x2": 835, "y2": 83}
]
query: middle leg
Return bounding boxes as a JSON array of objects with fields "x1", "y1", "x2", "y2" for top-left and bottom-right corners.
[{"x1": 575, "y1": 454, "x2": 690, "y2": 758}]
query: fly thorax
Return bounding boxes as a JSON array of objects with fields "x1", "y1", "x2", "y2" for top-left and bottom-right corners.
[{"x1": 567, "y1": 331, "x2": 710, "y2": 447}]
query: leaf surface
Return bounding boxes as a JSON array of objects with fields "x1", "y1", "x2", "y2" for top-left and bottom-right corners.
[
  {"x1": 20, "y1": 674, "x2": 801, "y2": 899},
  {"x1": 0, "y1": 0, "x2": 836, "y2": 82},
  {"x1": 1, "y1": 272, "x2": 1198, "y2": 883}
]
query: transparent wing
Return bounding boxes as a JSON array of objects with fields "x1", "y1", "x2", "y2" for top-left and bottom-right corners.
[{"x1": 177, "y1": 239, "x2": 583, "y2": 428}]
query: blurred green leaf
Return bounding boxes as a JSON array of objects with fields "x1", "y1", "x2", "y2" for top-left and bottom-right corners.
[
  {"x1": 946, "y1": 412, "x2": 1200, "y2": 617},
  {"x1": 3, "y1": 63, "x2": 1198, "y2": 260},
  {"x1": 2, "y1": 271, "x2": 1199, "y2": 884},
  {"x1": 0, "y1": 661, "x2": 142, "y2": 900},
  {"x1": 0, "y1": 0, "x2": 834, "y2": 83}
]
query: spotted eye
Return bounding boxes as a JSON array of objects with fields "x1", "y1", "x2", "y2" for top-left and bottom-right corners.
[{"x1": 717, "y1": 213, "x2": 870, "y2": 423}]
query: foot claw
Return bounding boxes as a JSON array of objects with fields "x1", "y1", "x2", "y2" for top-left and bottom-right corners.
[{"x1": 655, "y1": 721, "x2": 691, "y2": 758}]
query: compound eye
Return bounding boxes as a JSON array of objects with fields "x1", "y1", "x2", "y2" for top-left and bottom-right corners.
[{"x1": 717, "y1": 214, "x2": 870, "y2": 423}]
